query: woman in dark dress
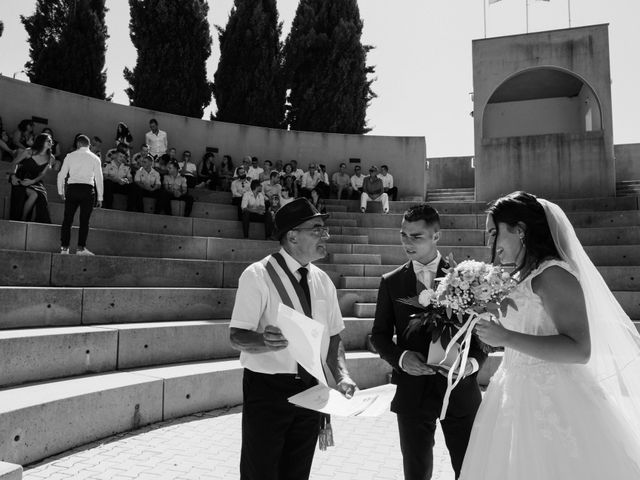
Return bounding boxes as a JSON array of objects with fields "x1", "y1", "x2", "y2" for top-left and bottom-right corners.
[
  {"x1": 198, "y1": 152, "x2": 218, "y2": 189},
  {"x1": 9, "y1": 133, "x2": 54, "y2": 222}
]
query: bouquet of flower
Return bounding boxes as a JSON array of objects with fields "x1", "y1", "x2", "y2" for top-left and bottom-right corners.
[{"x1": 399, "y1": 259, "x2": 518, "y2": 353}]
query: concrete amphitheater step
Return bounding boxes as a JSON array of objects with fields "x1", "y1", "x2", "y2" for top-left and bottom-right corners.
[
  {"x1": 0, "y1": 317, "x2": 374, "y2": 389},
  {"x1": 330, "y1": 253, "x2": 381, "y2": 265},
  {"x1": 0, "y1": 352, "x2": 390, "y2": 466},
  {"x1": 353, "y1": 244, "x2": 490, "y2": 265},
  {"x1": 0, "y1": 286, "x2": 378, "y2": 327}
]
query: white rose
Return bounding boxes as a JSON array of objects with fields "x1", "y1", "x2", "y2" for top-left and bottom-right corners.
[
  {"x1": 459, "y1": 280, "x2": 470, "y2": 291},
  {"x1": 418, "y1": 289, "x2": 436, "y2": 307}
]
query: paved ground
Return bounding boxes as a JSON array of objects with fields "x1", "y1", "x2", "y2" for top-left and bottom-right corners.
[{"x1": 23, "y1": 406, "x2": 455, "y2": 480}]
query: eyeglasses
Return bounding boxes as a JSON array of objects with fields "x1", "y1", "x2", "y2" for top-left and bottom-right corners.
[{"x1": 292, "y1": 226, "x2": 330, "y2": 237}]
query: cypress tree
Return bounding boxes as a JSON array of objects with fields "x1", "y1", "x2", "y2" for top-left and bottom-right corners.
[
  {"x1": 283, "y1": 0, "x2": 375, "y2": 134},
  {"x1": 213, "y1": 0, "x2": 285, "y2": 128},
  {"x1": 21, "y1": 0, "x2": 108, "y2": 100},
  {"x1": 124, "y1": 0, "x2": 213, "y2": 118}
]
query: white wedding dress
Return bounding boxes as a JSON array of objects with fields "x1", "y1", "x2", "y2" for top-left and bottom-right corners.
[{"x1": 459, "y1": 259, "x2": 640, "y2": 479}]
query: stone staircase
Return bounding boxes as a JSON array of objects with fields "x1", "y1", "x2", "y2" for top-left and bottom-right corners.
[
  {"x1": 2, "y1": 162, "x2": 640, "y2": 469},
  {"x1": 426, "y1": 187, "x2": 475, "y2": 202}
]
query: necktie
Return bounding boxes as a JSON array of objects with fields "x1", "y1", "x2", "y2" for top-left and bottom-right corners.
[{"x1": 297, "y1": 267, "x2": 316, "y2": 385}]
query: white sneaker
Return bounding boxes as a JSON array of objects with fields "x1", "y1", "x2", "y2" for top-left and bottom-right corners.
[
  {"x1": 76, "y1": 248, "x2": 95, "y2": 256},
  {"x1": 60, "y1": 247, "x2": 69, "y2": 255}
]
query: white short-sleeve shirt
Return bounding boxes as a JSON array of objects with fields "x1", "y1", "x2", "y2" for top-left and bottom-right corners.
[{"x1": 229, "y1": 248, "x2": 345, "y2": 374}]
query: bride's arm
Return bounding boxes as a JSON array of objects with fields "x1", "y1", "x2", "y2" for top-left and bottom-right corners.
[{"x1": 475, "y1": 266, "x2": 591, "y2": 364}]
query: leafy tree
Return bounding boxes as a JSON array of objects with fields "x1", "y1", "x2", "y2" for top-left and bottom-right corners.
[
  {"x1": 124, "y1": 0, "x2": 213, "y2": 117},
  {"x1": 283, "y1": 0, "x2": 375, "y2": 134},
  {"x1": 213, "y1": 0, "x2": 285, "y2": 128},
  {"x1": 21, "y1": 0, "x2": 108, "y2": 99}
]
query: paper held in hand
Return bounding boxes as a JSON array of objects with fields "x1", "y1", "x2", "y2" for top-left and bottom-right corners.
[
  {"x1": 288, "y1": 383, "x2": 397, "y2": 417},
  {"x1": 276, "y1": 303, "x2": 328, "y2": 386},
  {"x1": 427, "y1": 340, "x2": 463, "y2": 377}
]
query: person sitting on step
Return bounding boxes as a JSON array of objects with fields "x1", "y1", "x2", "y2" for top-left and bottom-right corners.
[
  {"x1": 361, "y1": 165, "x2": 389, "y2": 214},
  {"x1": 132, "y1": 155, "x2": 162, "y2": 212},
  {"x1": 379, "y1": 164, "x2": 398, "y2": 201},
  {"x1": 350, "y1": 165, "x2": 365, "y2": 200},
  {"x1": 102, "y1": 149, "x2": 134, "y2": 210},
  {"x1": 231, "y1": 166, "x2": 252, "y2": 220},
  {"x1": 299, "y1": 163, "x2": 322, "y2": 199},
  {"x1": 156, "y1": 161, "x2": 194, "y2": 217},
  {"x1": 241, "y1": 179, "x2": 273, "y2": 240}
]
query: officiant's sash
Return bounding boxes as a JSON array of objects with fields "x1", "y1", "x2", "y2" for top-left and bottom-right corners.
[{"x1": 265, "y1": 252, "x2": 312, "y2": 318}]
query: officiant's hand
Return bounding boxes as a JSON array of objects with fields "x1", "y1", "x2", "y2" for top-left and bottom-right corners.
[
  {"x1": 262, "y1": 325, "x2": 288, "y2": 351},
  {"x1": 336, "y1": 376, "x2": 357, "y2": 399},
  {"x1": 475, "y1": 319, "x2": 511, "y2": 347},
  {"x1": 401, "y1": 351, "x2": 436, "y2": 376}
]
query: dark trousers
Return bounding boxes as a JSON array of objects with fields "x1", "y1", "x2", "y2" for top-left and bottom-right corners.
[
  {"x1": 61, "y1": 184, "x2": 95, "y2": 248},
  {"x1": 232, "y1": 196, "x2": 242, "y2": 220},
  {"x1": 156, "y1": 190, "x2": 194, "y2": 217},
  {"x1": 240, "y1": 369, "x2": 321, "y2": 480},
  {"x1": 131, "y1": 185, "x2": 159, "y2": 212},
  {"x1": 241, "y1": 210, "x2": 274, "y2": 239},
  {"x1": 103, "y1": 179, "x2": 134, "y2": 210},
  {"x1": 350, "y1": 188, "x2": 363, "y2": 200},
  {"x1": 386, "y1": 186, "x2": 398, "y2": 201},
  {"x1": 397, "y1": 412, "x2": 476, "y2": 480}
]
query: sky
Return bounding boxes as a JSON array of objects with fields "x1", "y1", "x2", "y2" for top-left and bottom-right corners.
[{"x1": 0, "y1": 0, "x2": 639, "y2": 157}]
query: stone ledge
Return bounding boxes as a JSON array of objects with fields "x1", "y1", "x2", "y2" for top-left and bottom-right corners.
[{"x1": 0, "y1": 462, "x2": 21, "y2": 480}]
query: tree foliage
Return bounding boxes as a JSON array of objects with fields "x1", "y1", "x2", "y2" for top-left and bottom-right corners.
[
  {"x1": 124, "y1": 0, "x2": 213, "y2": 117},
  {"x1": 213, "y1": 0, "x2": 285, "y2": 128},
  {"x1": 282, "y1": 0, "x2": 375, "y2": 134},
  {"x1": 21, "y1": 0, "x2": 108, "y2": 99}
]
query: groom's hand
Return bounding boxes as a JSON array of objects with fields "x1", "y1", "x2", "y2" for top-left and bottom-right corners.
[
  {"x1": 262, "y1": 325, "x2": 288, "y2": 351},
  {"x1": 401, "y1": 351, "x2": 435, "y2": 376},
  {"x1": 336, "y1": 376, "x2": 357, "y2": 399}
]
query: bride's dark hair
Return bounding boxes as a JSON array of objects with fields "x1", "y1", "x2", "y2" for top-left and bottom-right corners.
[{"x1": 487, "y1": 191, "x2": 559, "y2": 273}]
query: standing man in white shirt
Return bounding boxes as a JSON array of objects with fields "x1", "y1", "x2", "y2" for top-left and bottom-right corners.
[
  {"x1": 229, "y1": 198, "x2": 357, "y2": 480},
  {"x1": 144, "y1": 118, "x2": 168, "y2": 158},
  {"x1": 379, "y1": 165, "x2": 398, "y2": 201},
  {"x1": 57, "y1": 135, "x2": 103, "y2": 255}
]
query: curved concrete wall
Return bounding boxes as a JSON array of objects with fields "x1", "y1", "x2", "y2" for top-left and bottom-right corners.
[{"x1": 0, "y1": 76, "x2": 426, "y2": 198}]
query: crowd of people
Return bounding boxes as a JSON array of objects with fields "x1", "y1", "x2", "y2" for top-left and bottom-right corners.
[{"x1": 3, "y1": 116, "x2": 400, "y2": 237}]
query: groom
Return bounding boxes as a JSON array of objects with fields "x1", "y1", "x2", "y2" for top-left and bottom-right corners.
[{"x1": 371, "y1": 203, "x2": 487, "y2": 479}]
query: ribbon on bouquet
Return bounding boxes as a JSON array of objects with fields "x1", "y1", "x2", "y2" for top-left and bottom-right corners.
[{"x1": 438, "y1": 311, "x2": 491, "y2": 420}]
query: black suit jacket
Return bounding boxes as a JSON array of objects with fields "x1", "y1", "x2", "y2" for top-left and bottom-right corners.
[{"x1": 371, "y1": 257, "x2": 487, "y2": 418}]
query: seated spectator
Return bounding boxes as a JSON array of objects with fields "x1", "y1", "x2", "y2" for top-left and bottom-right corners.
[
  {"x1": 361, "y1": 166, "x2": 389, "y2": 214},
  {"x1": 262, "y1": 171, "x2": 282, "y2": 202},
  {"x1": 231, "y1": 166, "x2": 251, "y2": 219},
  {"x1": 11, "y1": 119, "x2": 35, "y2": 152},
  {"x1": 90, "y1": 136, "x2": 103, "y2": 163},
  {"x1": 274, "y1": 159, "x2": 283, "y2": 173},
  {"x1": 131, "y1": 144, "x2": 150, "y2": 168},
  {"x1": 238, "y1": 156, "x2": 251, "y2": 177},
  {"x1": 155, "y1": 153, "x2": 170, "y2": 179},
  {"x1": 350, "y1": 165, "x2": 365, "y2": 200},
  {"x1": 9, "y1": 133, "x2": 54, "y2": 222},
  {"x1": 168, "y1": 147, "x2": 178, "y2": 163},
  {"x1": 132, "y1": 155, "x2": 162, "y2": 212},
  {"x1": 268, "y1": 193, "x2": 281, "y2": 223},
  {"x1": 290, "y1": 159, "x2": 304, "y2": 185},
  {"x1": 240, "y1": 179, "x2": 273, "y2": 239},
  {"x1": 219, "y1": 154, "x2": 234, "y2": 191},
  {"x1": 41, "y1": 127, "x2": 62, "y2": 161},
  {"x1": 115, "y1": 122, "x2": 133, "y2": 152},
  {"x1": 145, "y1": 118, "x2": 168, "y2": 158},
  {"x1": 102, "y1": 150, "x2": 134, "y2": 210},
  {"x1": 178, "y1": 150, "x2": 198, "y2": 188},
  {"x1": 197, "y1": 152, "x2": 218, "y2": 189},
  {"x1": 280, "y1": 187, "x2": 294, "y2": 207},
  {"x1": 316, "y1": 164, "x2": 330, "y2": 198},
  {"x1": 156, "y1": 161, "x2": 194, "y2": 217},
  {"x1": 331, "y1": 162, "x2": 352, "y2": 200},
  {"x1": 309, "y1": 188, "x2": 327, "y2": 214},
  {"x1": 247, "y1": 156, "x2": 263, "y2": 181},
  {"x1": 280, "y1": 166, "x2": 299, "y2": 199},
  {"x1": 299, "y1": 163, "x2": 322, "y2": 198},
  {"x1": 260, "y1": 160, "x2": 273, "y2": 182},
  {"x1": 379, "y1": 165, "x2": 398, "y2": 201}
]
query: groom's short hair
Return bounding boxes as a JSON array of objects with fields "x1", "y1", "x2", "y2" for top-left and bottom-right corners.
[{"x1": 403, "y1": 204, "x2": 440, "y2": 230}]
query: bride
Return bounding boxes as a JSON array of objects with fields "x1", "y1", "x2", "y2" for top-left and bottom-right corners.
[{"x1": 459, "y1": 191, "x2": 640, "y2": 479}]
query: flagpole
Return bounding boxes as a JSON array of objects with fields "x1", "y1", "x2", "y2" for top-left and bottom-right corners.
[
  {"x1": 568, "y1": 0, "x2": 572, "y2": 27},
  {"x1": 483, "y1": 0, "x2": 487, "y2": 38},
  {"x1": 525, "y1": 0, "x2": 529, "y2": 33}
]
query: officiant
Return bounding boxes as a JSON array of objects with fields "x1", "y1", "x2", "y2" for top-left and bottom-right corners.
[
  {"x1": 229, "y1": 198, "x2": 357, "y2": 480},
  {"x1": 370, "y1": 203, "x2": 487, "y2": 480}
]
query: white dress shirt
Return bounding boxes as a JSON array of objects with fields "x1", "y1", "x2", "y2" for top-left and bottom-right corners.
[
  {"x1": 231, "y1": 178, "x2": 251, "y2": 198},
  {"x1": 57, "y1": 147, "x2": 104, "y2": 201},
  {"x1": 350, "y1": 174, "x2": 364, "y2": 190},
  {"x1": 135, "y1": 167, "x2": 161, "y2": 190},
  {"x1": 378, "y1": 173, "x2": 394, "y2": 189},
  {"x1": 241, "y1": 191, "x2": 266, "y2": 210},
  {"x1": 229, "y1": 248, "x2": 345, "y2": 374},
  {"x1": 246, "y1": 166, "x2": 264, "y2": 181},
  {"x1": 145, "y1": 130, "x2": 168, "y2": 156},
  {"x1": 300, "y1": 171, "x2": 322, "y2": 189}
]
